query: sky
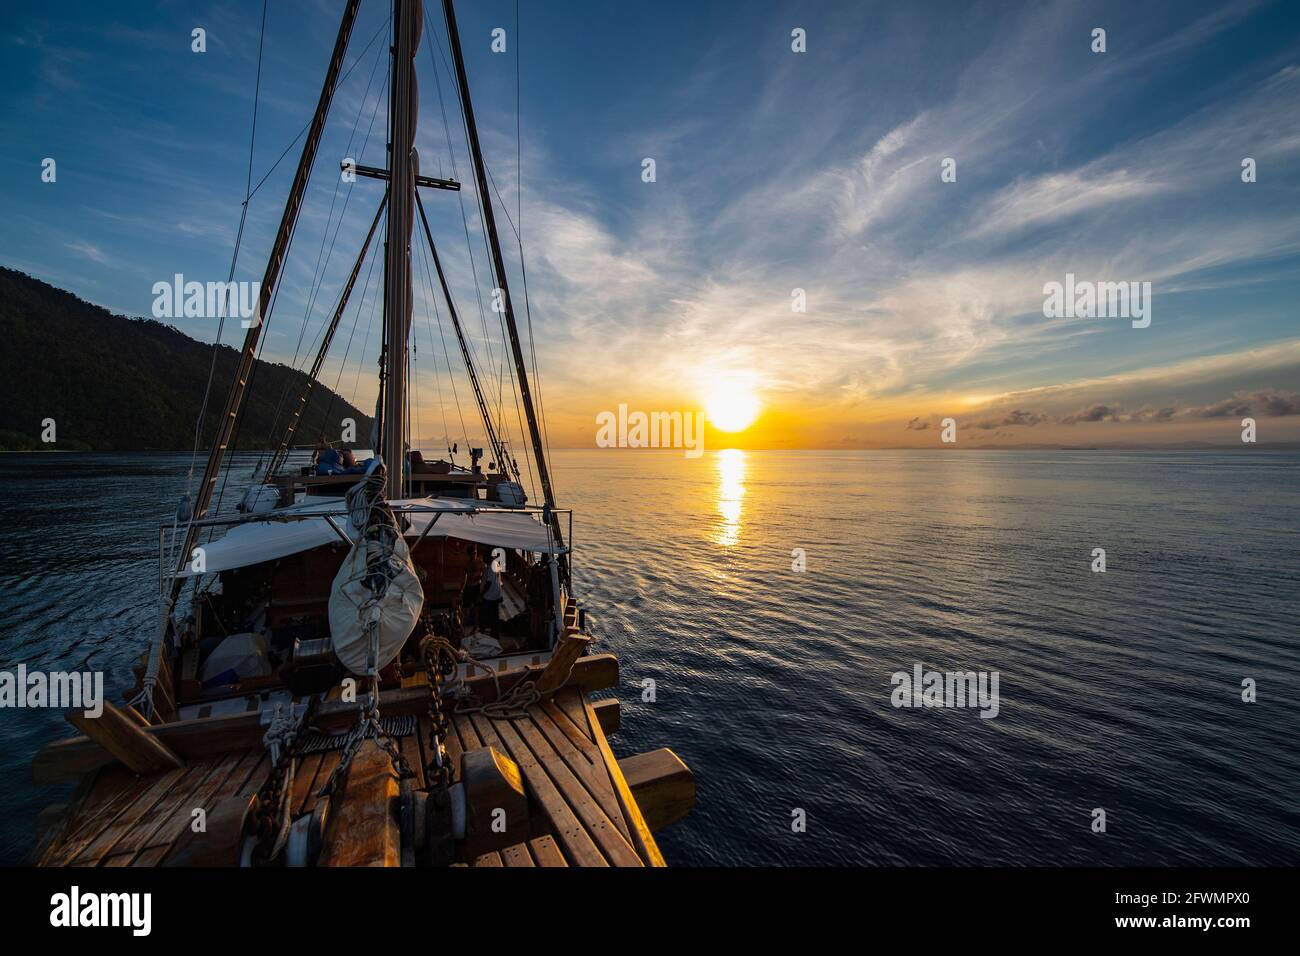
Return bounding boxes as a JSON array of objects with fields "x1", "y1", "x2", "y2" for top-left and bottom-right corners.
[{"x1": 2, "y1": 0, "x2": 1299, "y2": 452}]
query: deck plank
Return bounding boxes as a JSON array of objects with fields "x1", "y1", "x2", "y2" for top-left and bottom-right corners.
[
  {"x1": 500, "y1": 842, "x2": 534, "y2": 867},
  {"x1": 129, "y1": 750, "x2": 262, "y2": 867},
  {"x1": 527, "y1": 706, "x2": 632, "y2": 843},
  {"x1": 503, "y1": 712, "x2": 642, "y2": 866},
  {"x1": 123, "y1": 750, "x2": 256, "y2": 866},
  {"x1": 237, "y1": 754, "x2": 269, "y2": 797},
  {"x1": 468, "y1": 712, "x2": 608, "y2": 867},
  {"x1": 583, "y1": 696, "x2": 667, "y2": 868},
  {"x1": 70, "y1": 765, "x2": 191, "y2": 865},
  {"x1": 556, "y1": 689, "x2": 590, "y2": 731},
  {"x1": 540, "y1": 698, "x2": 602, "y2": 763},
  {"x1": 99, "y1": 753, "x2": 241, "y2": 866},
  {"x1": 47, "y1": 764, "x2": 188, "y2": 868},
  {"x1": 454, "y1": 713, "x2": 483, "y2": 751},
  {"x1": 149, "y1": 750, "x2": 266, "y2": 867},
  {"x1": 74, "y1": 751, "x2": 266, "y2": 868},
  {"x1": 40, "y1": 768, "x2": 151, "y2": 866},
  {"x1": 527, "y1": 835, "x2": 567, "y2": 867},
  {"x1": 56, "y1": 767, "x2": 137, "y2": 832}
]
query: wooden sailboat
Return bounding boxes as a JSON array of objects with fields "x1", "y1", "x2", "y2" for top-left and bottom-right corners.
[{"x1": 30, "y1": 0, "x2": 692, "y2": 868}]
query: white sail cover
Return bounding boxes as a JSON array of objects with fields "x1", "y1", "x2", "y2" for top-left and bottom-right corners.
[
  {"x1": 177, "y1": 496, "x2": 563, "y2": 577},
  {"x1": 328, "y1": 533, "x2": 423, "y2": 675}
]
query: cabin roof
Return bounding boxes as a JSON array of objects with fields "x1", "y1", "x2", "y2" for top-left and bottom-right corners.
[{"x1": 179, "y1": 496, "x2": 565, "y2": 577}]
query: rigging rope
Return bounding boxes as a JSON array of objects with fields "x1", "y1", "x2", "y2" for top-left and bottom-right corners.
[
  {"x1": 212, "y1": 11, "x2": 386, "y2": 516},
  {"x1": 428, "y1": 1, "x2": 547, "y2": 502},
  {"x1": 413, "y1": 219, "x2": 470, "y2": 456},
  {"x1": 425, "y1": 15, "x2": 514, "y2": 458},
  {"x1": 244, "y1": 16, "x2": 391, "y2": 204},
  {"x1": 260, "y1": 33, "x2": 389, "y2": 461},
  {"x1": 182, "y1": 0, "x2": 269, "y2": 496},
  {"x1": 318, "y1": 213, "x2": 383, "y2": 444}
]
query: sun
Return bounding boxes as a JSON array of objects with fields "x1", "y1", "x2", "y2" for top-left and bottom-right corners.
[{"x1": 704, "y1": 379, "x2": 761, "y2": 432}]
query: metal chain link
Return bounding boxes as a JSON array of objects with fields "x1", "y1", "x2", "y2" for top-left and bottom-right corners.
[{"x1": 420, "y1": 614, "x2": 460, "y2": 790}]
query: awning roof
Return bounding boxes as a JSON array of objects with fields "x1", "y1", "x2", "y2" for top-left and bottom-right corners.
[{"x1": 179, "y1": 496, "x2": 563, "y2": 577}]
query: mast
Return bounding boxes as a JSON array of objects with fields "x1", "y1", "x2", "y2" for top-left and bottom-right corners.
[
  {"x1": 382, "y1": 0, "x2": 422, "y2": 499},
  {"x1": 172, "y1": 0, "x2": 361, "y2": 597},
  {"x1": 442, "y1": 0, "x2": 568, "y2": 576}
]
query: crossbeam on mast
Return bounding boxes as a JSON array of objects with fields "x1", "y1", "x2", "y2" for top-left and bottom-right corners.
[{"x1": 344, "y1": 160, "x2": 460, "y2": 191}]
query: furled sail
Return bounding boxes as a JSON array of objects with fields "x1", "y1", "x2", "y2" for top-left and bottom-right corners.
[{"x1": 327, "y1": 461, "x2": 423, "y2": 675}]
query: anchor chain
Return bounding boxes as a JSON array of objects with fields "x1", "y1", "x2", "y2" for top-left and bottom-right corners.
[{"x1": 420, "y1": 616, "x2": 458, "y2": 790}]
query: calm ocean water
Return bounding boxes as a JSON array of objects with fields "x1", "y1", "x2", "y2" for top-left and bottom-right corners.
[{"x1": 1, "y1": 449, "x2": 1297, "y2": 865}]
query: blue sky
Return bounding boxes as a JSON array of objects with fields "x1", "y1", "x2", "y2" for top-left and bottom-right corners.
[{"x1": 2, "y1": 0, "x2": 1299, "y2": 447}]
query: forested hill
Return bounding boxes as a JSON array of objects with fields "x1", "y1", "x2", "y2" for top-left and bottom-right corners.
[{"x1": 0, "y1": 268, "x2": 373, "y2": 451}]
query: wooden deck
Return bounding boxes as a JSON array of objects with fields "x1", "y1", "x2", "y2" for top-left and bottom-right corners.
[
  {"x1": 35, "y1": 750, "x2": 267, "y2": 867},
  {"x1": 445, "y1": 688, "x2": 664, "y2": 866},
  {"x1": 34, "y1": 687, "x2": 668, "y2": 867}
]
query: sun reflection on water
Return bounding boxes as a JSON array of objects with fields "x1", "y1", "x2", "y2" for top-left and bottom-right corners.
[{"x1": 715, "y1": 448, "x2": 747, "y2": 546}]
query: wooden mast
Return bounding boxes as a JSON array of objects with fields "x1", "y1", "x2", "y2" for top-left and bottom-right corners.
[
  {"x1": 441, "y1": 0, "x2": 568, "y2": 576},
  {"x1": 170, "y1": 0, "x2": 362, "y2": 598},
  {"x1": 381, "y1": 0, "x2": 421, "y2": 499}
]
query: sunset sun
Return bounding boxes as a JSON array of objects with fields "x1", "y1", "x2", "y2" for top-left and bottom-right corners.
[{"x1": 704, "y1": 380, "x2": 761, "y2": 432}]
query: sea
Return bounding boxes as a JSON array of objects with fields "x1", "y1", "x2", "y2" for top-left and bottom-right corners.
[{"x1": 1, "y1": 449, "x2": 1297, "y2": 865}]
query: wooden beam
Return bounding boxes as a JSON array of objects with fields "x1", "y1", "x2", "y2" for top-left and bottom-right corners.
[
  {"x1": 318, "y1": 741, "x2": 401, "y2": 867},
  {"x1": 344, "y1": 160, "x2": 461, "y2": 191},
  {"x1": 460, "y1": 746, "x2": 529, "y2": 857},
  {"x1": 535, "y1": 632, "x2": 592, "y2": 695},
  {"x1": 619, "y1": 749, "x2": 695, "y2": 833},
  {"x1": 583, "y1": 697, "x2": 666, "y2": 867},
  {"x1": 65, "y1": 701, "x2": 183, "y2": 775},
  {"x1": 591, "y1": 698, "x2": 621, "y2": 736}
]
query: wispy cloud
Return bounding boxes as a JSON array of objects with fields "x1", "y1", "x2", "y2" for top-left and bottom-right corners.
[
  {"x1": 5, "y1": 0, "x2": 1299, "y2": 449},
  {"x1": 65, "y1": 240, "x2": 108, "y2": 265}
]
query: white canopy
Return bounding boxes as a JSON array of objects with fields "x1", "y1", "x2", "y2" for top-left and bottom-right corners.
[{"x1": 180, "y1": 495, "x2": 563, "y2": 578}]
